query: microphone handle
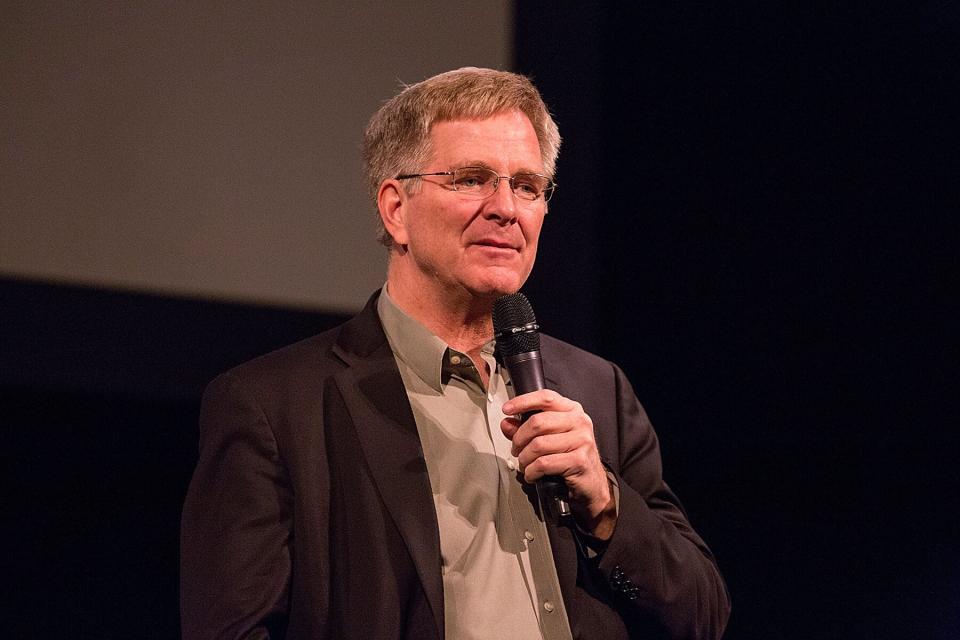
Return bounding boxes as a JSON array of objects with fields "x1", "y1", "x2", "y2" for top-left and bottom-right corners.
[{"x1": 503, "y1": 351, "x2": 572, "y2": 521}]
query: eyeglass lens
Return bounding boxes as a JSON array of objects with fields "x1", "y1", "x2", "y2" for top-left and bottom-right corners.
[{"x1": 451, "y1": 167, "x2": 552, "y2": 202}]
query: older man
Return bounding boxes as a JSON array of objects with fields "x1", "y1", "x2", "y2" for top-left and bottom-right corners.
[{"x1": 181, "y1": 68, "x2": 730, "y2": 639}]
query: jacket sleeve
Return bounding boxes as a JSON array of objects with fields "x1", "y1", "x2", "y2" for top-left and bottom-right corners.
[
  {"x1": 596, "y1": 362, "x2": 731, "y2": 639},
  {"x1": 180, "y1": 371, "x2": 292, "y2": 639}
]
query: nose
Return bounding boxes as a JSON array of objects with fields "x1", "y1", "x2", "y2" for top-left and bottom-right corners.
[{"x1": 483, "y1": 176, "x2": 519, "y2": 225}]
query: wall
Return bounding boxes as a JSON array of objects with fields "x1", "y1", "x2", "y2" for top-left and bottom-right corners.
[{"x1": 1, "y1": 1, "x2": 512, "y2": 312}]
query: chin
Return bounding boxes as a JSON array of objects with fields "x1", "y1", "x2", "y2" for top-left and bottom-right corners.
[
  {"x1": 465, "y1": 273, "x2": 527, "y2": 299},
  {"x1": 454, "y1": 258, "x2": 535, "y2": 299}
]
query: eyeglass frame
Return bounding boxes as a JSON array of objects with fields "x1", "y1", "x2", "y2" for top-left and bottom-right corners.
[{"x1": 395, "y1": 166, "x2": 557, "y2": 203}]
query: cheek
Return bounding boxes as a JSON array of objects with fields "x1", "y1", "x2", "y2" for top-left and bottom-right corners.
[
  {"x1": 411, "y1": 211, "x2": 448, "y2": 243},
  {"x1": 523, "y1": 216, "x2": 545, "y2": 248},
  {"x1": 412, "y1": 216, "x2": 467, "y2": 262}
]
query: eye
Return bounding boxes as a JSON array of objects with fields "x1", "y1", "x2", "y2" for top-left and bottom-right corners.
[
  {"x1": 513, "y1": 174, "x2": 545, "y2": 198},
  {"x1": 453, "y1": 168, "x2": 493, "y2": 191}
]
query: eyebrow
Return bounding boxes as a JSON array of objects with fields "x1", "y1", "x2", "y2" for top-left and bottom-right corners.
[{"x1": 450, "y1": 160, "x2": 545, "y2": 175}]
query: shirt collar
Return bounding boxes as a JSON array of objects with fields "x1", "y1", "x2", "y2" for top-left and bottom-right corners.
[
  {"x1": 377, "y1": 285, "x2": 451, "y2": 392},
  {"x1": 377, "y1": 285, "x2": 499, "y2": 393}
]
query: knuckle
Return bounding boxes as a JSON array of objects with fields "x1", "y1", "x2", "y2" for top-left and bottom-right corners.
[
  {"x1": 524, "y1": 461, "x2": 540, "y2": 481},
  {"x1": 543, "y1": 389, "x2": 561, "y2": 404},
  {"x1": 529, "y1": 438, "x2": 548, "y2": 456},
  {"x1": 526, "y1": 439, "x2": 540, "y2": 455},
  {"x1": 524, "y1": 417, "x2": 541, "y2": 435},
  {"x1": 578, "y1": 449, "x2": 593, "y2": 467},
  {"x1": 576, "y1": 413, "x2": 593, "y2": 433}
]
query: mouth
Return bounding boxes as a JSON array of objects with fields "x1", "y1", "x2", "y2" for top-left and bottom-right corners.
[{"x1": 472, "y1": 239, "x2": 520, "y2": 251}]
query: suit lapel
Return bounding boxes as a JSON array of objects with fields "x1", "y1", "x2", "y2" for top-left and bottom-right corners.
[{"x1": 332, "y1": 294, "x2": 444, "y2": 637}]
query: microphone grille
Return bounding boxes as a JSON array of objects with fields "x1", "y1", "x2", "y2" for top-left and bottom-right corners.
[{"x1": 493, "y1": 292, "x2": 541, "y2": 357}]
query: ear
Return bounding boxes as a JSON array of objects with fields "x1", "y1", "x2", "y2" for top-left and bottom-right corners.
[{"x1": 377, "y1": 179, "x2": 410, "y2": 247}]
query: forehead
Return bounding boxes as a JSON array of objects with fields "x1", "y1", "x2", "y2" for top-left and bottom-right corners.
[{"x1": 427, "y1": 110, "x2": 543, "y2": 171}]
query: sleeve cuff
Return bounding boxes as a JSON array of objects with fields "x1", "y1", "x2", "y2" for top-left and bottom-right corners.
[{"x1": 573, "y1": 470, "x2": 620, "y2": 558}]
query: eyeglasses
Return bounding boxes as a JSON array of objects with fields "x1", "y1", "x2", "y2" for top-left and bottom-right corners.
[{"x1": 396, "y1": 166, "x2": 556, "y2": 203}]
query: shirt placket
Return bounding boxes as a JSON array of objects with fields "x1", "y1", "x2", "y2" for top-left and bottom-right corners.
[{"x1": 483, "y1": 352, "x2": 574, "y2": 640}]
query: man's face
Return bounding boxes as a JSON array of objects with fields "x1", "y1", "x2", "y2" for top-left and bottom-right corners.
[{"x1": 392, "y1": 109, "x2": 547, "y2": 300}]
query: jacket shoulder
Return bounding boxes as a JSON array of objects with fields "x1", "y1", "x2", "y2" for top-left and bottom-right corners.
[
  {"x1": 540, "y1": 333, "x2": 619, "y2": 381},
  {"x1": 538, "y1": 334, "x2": 640, "y2": 440},
  {"x1": 208, "y1": 324, "x2": 346, "y2": 396}
]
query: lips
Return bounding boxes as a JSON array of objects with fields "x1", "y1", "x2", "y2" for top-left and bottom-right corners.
[{"x1": 472, "y1": 238, "x2": 520, "y2": 250}]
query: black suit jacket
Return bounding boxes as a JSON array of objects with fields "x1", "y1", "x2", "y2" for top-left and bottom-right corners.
[{"x1": 181, "y1": 292, "x2": 730, "y2": 639}]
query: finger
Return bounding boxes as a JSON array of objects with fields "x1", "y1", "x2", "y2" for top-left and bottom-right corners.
[
  {"x1": 509, "y1": 410, "x2": 594, "y2": 454},
  {"x1": 522, "y1": 447, "x2": 603, "y2": 491},
  {"x1": 515, "y1": 431, "x2": 582, "y2": 470},
  {"x1": 500, "y1": 415, "x2": 522, "y2": 440},
  {"x1": 521, "y1": 451, "x2": 588, "y2": 484},
  {"x1": 502, "y1": 389, "x2": 576, "y2": 417}
]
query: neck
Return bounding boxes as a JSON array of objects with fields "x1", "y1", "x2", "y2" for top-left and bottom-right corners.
[{"x1": 385, "y1": 265, "x2": 495, "y2": 359}]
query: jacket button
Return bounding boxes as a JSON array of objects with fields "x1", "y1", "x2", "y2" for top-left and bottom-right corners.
[{"x1": 610, "y1": 566, "x2": 625, "y2": 590}]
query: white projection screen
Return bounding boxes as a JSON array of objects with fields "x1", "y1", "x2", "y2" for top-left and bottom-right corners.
[{"x1": 1, "y1": 2, "x2": 513, "y2": 313}]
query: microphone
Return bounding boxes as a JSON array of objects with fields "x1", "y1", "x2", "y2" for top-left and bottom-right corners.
[{"x1": 493, "y1": 292, "x2": 572, "y2": 522}]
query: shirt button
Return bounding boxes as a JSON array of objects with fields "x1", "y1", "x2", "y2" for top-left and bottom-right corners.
[
  {"x1": 543, "y1": 601, "x2": 555, "y2": 613},
  {"x1": 449, "y1": 354, "x2": 462, "y2": 365},
  {"x1": 507, "y1": 459, "x2": 517, "y2": 471},
  {"x1": 524, "y1": 530, "x2": 535, "y2": 541}
]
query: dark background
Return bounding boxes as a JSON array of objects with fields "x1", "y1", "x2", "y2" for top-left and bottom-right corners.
[{"x1": 3, "y1": 4, "x2": 956, "y2": 638}]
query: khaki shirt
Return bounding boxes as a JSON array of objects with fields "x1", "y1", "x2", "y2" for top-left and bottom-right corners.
[{"x1": 377, "y1": 287, "x2": 573, "y2": 640}]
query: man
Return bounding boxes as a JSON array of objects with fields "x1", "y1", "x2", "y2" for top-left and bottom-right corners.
[{"x1": 181, "y1": 67, "x2": 730, "y2": 639}]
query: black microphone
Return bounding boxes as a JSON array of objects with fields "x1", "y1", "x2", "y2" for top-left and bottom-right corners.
[{"x1": 493, "y1": 292, "x2": 572, "y2": 522}]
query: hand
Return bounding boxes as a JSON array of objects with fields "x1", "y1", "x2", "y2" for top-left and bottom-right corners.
[{"x1": 502, "y1": 389, "x2": 617, "y2": 539}]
